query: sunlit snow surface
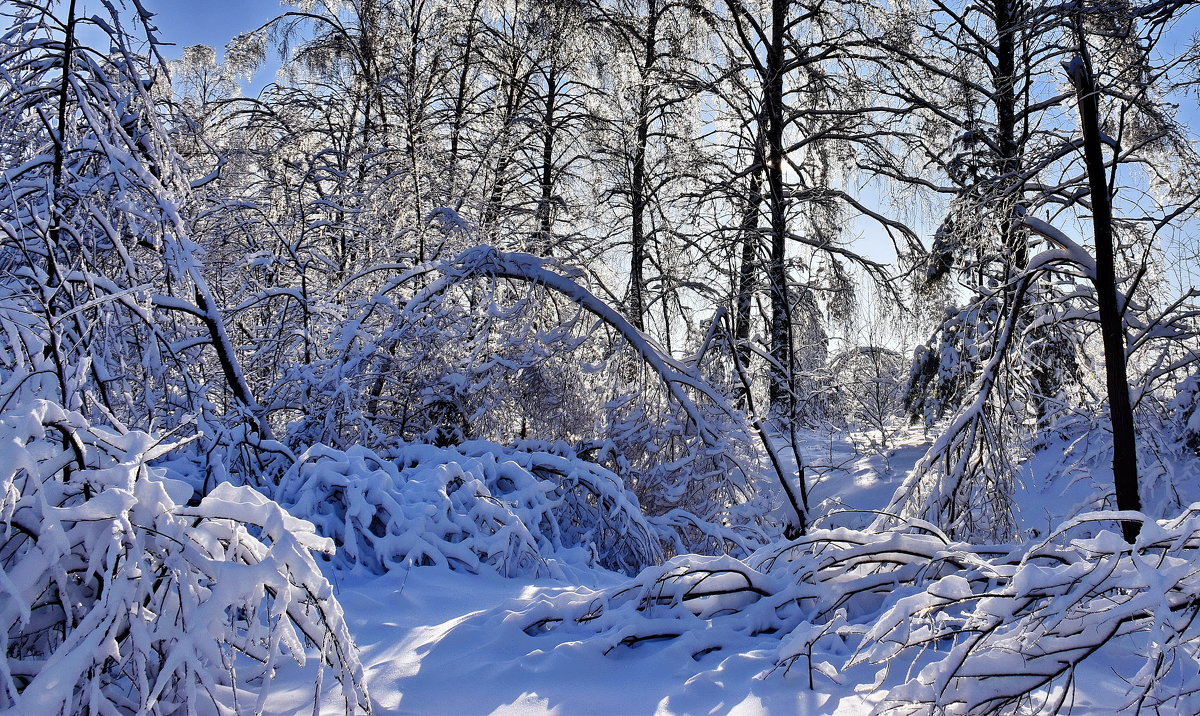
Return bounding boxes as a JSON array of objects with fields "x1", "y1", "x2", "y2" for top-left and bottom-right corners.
[
  {"x1": 271, "y1": 567, "x2": 871, "y2": 715},
  {"x1": 264, "y1": 426, "x2": 1192, "y2": 715}
]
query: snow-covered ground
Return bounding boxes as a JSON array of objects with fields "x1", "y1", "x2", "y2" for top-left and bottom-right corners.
[
  {"x1": 268, "y1": 429, "x2": 917, "y2": 715},
  {"x1": 11, "y1": 404, "x2": 1180, "y2": 715},
  {"x1": 296, "y1": 567, "x2": 879, "y2": 715},
  {"x1": 307, "y1": 566, "x2": 1139, "y2": 715},
  {"x1": 259, "y1": 424, "x2": 1196, "y2": 715}
]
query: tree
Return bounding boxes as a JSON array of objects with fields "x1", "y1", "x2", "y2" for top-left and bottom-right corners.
[
  {"x1": 1065, "y1": 29, "x2": 1141, "y2": 541},
  {"x1": 496, "y1": 0, "x2": 598, "y2": 256},
  {"x1": 0, "y1": 0, "x2": 269, "y2": 448},
  {"x1": 709, "y1": 0, "x2": 899, "y2": 422},
  {"x1": 882, "y1": 0, "x2": 1200, "y2": 539},
  {"x1": 0, "y1": 4, "x2": 367, "y2": 711},
  {"x1": 587, "y1": 0, "x2": 711, "y2": 334}
]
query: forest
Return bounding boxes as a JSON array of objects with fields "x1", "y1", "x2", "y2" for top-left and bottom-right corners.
[{"x1": 2, "y1": 0, "x2": 1200, "y2": 712}]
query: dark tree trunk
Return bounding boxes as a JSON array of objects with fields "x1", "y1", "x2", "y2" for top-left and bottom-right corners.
[
  {"x1": 193, "y1": 286, "x2": 274, "y2": 442},
  {"x1": 1067, "y1": 54, "x2": 1142, "y2": 543},
  {"x1": 45, "y1": 0, "x2": 78, "y2": 411},
  {"x1": 733, "y1": 173, "x2": 762, "y2": 407},
  {"x1": 448, "y1": 0, "x2": 483, "y2": 198},
  {"x1": 484, "y1": 56, "x2": 529, "y2": 230},
  {"x1": 538, "y1": 65, "x2": 558, "y2": 255},
  {"x1": 765, "y1": 0, "x2": 791, "y2": 419},
  {"x1": 628, "y1": 13, "x2": 656, "y2": 332},
  {"x1": 992, "y1": 0, "x2": 1027, "y2": 271}
]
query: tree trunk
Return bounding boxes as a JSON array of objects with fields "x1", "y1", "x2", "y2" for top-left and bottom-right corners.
[
  {"x1": 1067, "y1": 53, "x2": 1142, "y2": 543},
  {"x1": 484, "y1": 68, "x2": 526, "y2": 232},
  {"x1": 192, "y1": 283, "x2": 275, "y2": 442},
  {"x1": 629, "y1": 66, "x2": 653, "y2": 331},
  {"x1": 44, "y1": 0, "x2": 78, "y2": 412},
  {"x1": 733, "y1": 173, "x2": 762, "y2": 407},
  {"x1": 448, "y1": 0, "x2": 482, "y2": 200},
  {"x1": 765, "y1": 0, "x2": 791, "y2": 419},
  {"x1": 993, "y1": 0, "x2": 1027, "y2": 271},
  {"x1": 538, "y1": 64, "x2": 557, "y2": 255}
]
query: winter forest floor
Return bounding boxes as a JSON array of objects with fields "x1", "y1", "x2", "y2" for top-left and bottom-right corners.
[
  {"x1": 264, "y1": 428, "x2": 1143, "y2": 715},
  {"x1": 270, "y1": 427, "x2": 910, "y2": 715}
]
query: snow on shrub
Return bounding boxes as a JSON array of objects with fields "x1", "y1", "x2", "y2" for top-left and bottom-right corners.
[
  {"x1": 507, "y1": 511, "x2": 1200, "y2": 713},
  {"x1": 0, "y1": 400, "x2": 369, "y2": 714},
  {"x1": 1171, "y1": 372, "x2": 1200, "y2": 454},
  {"x1": 505, "y1": 523, "x2": 965, "y2": 666},
  {"x1": 274, "y1": 440, "x2": 663, "y2": 577},
  {"x1": 512, "y1": 553, "x2": 790, "y2": 658},
  {"x1": 859, "y1": 509, "x2": 1200, "y2": 714},
  {"x1": 290, "y1": 247, "x2": 785, "y2": 553}
]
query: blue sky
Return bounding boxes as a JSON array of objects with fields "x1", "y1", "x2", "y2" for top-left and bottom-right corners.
[
  {"x1": 106, "y1": 1, "x2": 288, "y2": 94},
  {"x1": 144, "y1": 1, "x2": 281, "y2": 60}
]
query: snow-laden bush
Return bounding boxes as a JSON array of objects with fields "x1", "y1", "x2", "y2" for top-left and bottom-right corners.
[
  {"x1": 508, "y1": 510, "x2": 1200, "y2": 714},
  {"x1": 505, "y1": 521, "x2": 981, "y2": 667},
  {"x1": 855, "y1": 509, "x2": 1200, "y2": 714},
  {"x1": 284, "y1": 247, "x2": 786, "y2": 552},
  {"x1": 0, "y1": 400, "x2": 369, "y2": 714},
  {"x1": 513, "y1": 553, "x2": 790, "y2": 658},
  {"x1": 274, "y1": 440, "x2": 663, "y2": 577}
]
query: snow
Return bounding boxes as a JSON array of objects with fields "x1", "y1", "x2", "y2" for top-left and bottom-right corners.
[
  {"x1": 279, "y1": 567, "x2": 876, "y2": 715},
  {"x1": 8, "y1": 0, "x2": 1200, "y2": 711},
  {"x1": 259, "y1": 430, "x2": 893, "y2": 714},
  {"x1": 9, "y1": 379, "x2": 1200, "y2": 715},
  {"x1": 237, "y1": 423, "x2": 1200, "y2": 715}
]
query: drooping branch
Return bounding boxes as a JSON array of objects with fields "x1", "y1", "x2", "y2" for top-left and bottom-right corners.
[{"x1": 384, "y1": 247, "x2": 807, "y2": 533}]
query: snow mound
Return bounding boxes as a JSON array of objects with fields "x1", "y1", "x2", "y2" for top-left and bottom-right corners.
[
  {"x1": 275, "y1": 440, "x2": 663, "y2": 577},
  {"x1": 0, "y1": 400, "x2": 368, "y2": 714}
]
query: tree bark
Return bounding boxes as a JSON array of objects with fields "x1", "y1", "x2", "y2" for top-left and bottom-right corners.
[
  {"x1": 765, "y1": 0, "x2": 791, "y2": 419},
  {"x1": 538, "y1": 64, "x2": 558, "y2": 255},
  {"x1": 1067, "y1": 53, "x2": 1142, "y2": 543},
  {"x1": 193, "y1": 282, "x2": 275, "y2": 442},
  {"x1": 733, "y1": 173, "x2": 762, "y2": 407},
  {"x1": 993, "y1": 0, "x2": 1027, "y2": 271},
  {"x1": 628, "y1": 9, "x2": 658, "y2": 332},
  {"x1": 448, "y1": 0, "x2": 483, "y2": 199}
]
